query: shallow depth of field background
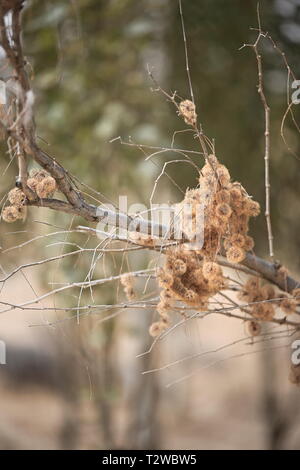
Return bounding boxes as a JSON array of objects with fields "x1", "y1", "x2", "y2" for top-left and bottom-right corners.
[{"x1": 0, "y1": 0, "x2": 300, "y2": 449}]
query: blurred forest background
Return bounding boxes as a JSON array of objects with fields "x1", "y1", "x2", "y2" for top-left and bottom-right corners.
[{"x1": 0, "y1": 0, "x2": 300, "y2": 450}]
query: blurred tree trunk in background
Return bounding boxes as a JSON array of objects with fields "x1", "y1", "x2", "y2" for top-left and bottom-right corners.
[
  {"x1": 18, "y1": 0, "x2": 167, "y2": 449},
  {"x1": 261, "y1": 341, "x2": 286, "y2": 450},
  {"x1": 123, "y1": 310, "x2": 160, "y2": 450}
]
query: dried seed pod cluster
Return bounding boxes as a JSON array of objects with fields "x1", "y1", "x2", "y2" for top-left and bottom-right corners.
[
  {"x1": 2, "y1": 188, "x2": 27, "y2": 223},
  {"x1": 149, "y1": 289, "x2": 172, "y2": 338},
  {"x1": 27, "y1": 169, "x2": 57, "y2": 198},
  {"x1": 121, "y1": 274, "x2": 135, "y2": 301},
  {"x1": 178, "y1": 154, "x2": 259, "y2": 263},
  {"x1": 147, "y1": 153, "x2": 299, "y2": 347},
  {"x1": 246, "y1": 320, "x2": 261, "y2": 337},
  {"x1": 178, "y1": 100, "x2": 197, "y2": 126},
  {"x1": 149, "y1": 154, "x2": 262, "y2": 335},
  {"x1": 238, "y1": 276, "x2": 299, "y2": 327},
  {"x1": 238, "y1": 276, "x2": 276, "y2": 321},
  {"x1": 280, "y1": 296, "x2": 298, "y2": 315},
  {"x1": 2, "y1": 169, "x2": 57, "y2": 223},
  {"x1": 129, "y1": 232, "x2": 157, "y2": 247},
  {"x1": 149, "y1": 249, "x2": 228, "y2": 336}
]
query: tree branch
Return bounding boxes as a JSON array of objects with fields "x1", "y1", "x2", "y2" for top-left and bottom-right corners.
[{"x1": 1, "y1": 1, "x2": 299, "y2": 302}]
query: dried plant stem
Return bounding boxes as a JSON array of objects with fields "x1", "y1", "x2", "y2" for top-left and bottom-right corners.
[
  {"x1": 240, "y1": 7, "x2": 274, "y2": 259},
  {"x1": 179, "y1": 0, "x2": 194, "y2": 104},
  {"x1": 255, "y1": 43, "x2": 273, "y2": 259}
]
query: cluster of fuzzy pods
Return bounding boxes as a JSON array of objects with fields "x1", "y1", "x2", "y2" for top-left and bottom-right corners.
[
  {"x1": 148, "y1": 154, "x2": 298, "y2": 338},
  {"x1": 121, "y1": 274, "x2": 135, "y2": 301},
  {"x1": 149, "y1": 154, "x2": 261, "y2": 336},
  {"x1": 2, "y1": 169, "x2": 56, "y2": 223},
  {"x1": 240, "y1": 277, "x2": 300, "y2": 337},
  {"x1": 178, "y1": 99, "x2": 197, "y2": 126},
  {"x1": 149, "y1": 249, "x2": 227, "y2": 337},
  {"x1": 179, "y1": 154, "x2": 259, "y2": 263},
  {"x1": 2, "y1": 187, "x2": 27, "y2": 223},
  {"x1": 27, "y1": 169, "x2": 57, "y2": 198}
]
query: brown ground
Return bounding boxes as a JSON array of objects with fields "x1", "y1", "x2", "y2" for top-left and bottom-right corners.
[{"x1": 0, "y1": 270, "x2": 299, "y2": 449}]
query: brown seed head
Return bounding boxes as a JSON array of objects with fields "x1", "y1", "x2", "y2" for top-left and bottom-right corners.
[
  {"x1": 8, "y1": 188, "x2": 25, "y2": 207},
  {"x1": 2, "y1": 205, "x2": 19, "y2": 223},
  {"x1": 179, "y1": 99, "x2": 197, "y2": 126}
]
